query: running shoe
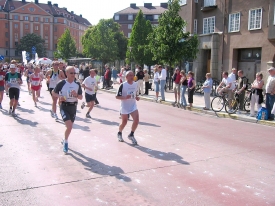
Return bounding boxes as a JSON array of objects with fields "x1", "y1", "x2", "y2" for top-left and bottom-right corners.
[
  {"x1": 53, "y1": 113, "x2": 58, "y2": 120},
  {"x1": 9, "y1": 109, "x2": 12, "y2": 115},
  {"x1": 50, "y1": 110, "x2": 54, "y2": 117},
  {"x1": 128, "y1": 135, "x2": 137, "y2": 145},
  {"x1": 0, "y1": 104, "x2": 2, "y2": 109},
  {"x1": 81, "y1": 102, "x2": 85, "y2": 109},
  {"x1": 86, "y1": 113, "x2": 91, "y2": 118},
  {"x1": 12, "y1": 112, "x2": 17, "y2": 117},
  {"x1": 117, "y1": 133, "x2": 124, "y2": 142},
  {"x1": 63, "y1": 142, "x2": 68, "y2": 153}
]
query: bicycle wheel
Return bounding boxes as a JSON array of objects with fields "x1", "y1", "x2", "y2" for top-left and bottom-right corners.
[
  {"x1": 225, "y1": 98, "x2": 238, "y2": 114},
  {"x1": 211, "y1": 96, "x2": 225, "y2": 112},
  {"x1": 244, "y1": 98, "x2": 250, "y2": 112}
]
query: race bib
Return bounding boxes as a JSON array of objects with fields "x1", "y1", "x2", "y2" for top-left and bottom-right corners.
[
  {"x1": 0, "y1": 75, "x2": 3, "y2": 81},
  {"x1": 32, "y1": 81, "x2": 40, "y2": 86},
  {"x1": 127, "y1": 91, "x2": 136, "y2": 99},
  {"x1": 10, "y1": 78, "x2": 17, "y2": 84},
  {"x1": 67, "y1": 90, "x2": 75, "y2": 99}
]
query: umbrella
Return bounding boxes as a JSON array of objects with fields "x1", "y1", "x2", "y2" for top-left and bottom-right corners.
[{"x1": 37, "y1": 57, "x2": 52, "y2": 65}]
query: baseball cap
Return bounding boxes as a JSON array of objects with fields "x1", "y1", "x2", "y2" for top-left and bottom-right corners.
[
  {"x1": 268, "y1": 67, "x2": 275, "y2": 71},
  {"x1": 10, "y1": 64, "x2": 16, "y2": 68}
]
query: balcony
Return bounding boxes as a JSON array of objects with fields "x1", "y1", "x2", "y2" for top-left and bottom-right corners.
[{"x1": 201, "y1": 0, "x2": 217, "y2": 11}]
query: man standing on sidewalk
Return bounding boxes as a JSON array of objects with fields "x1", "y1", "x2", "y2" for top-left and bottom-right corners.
[
  {"x1": 116, "y1": 71, "x2": 140, "y2": 145},
  {"x1": 136, "y1": 66, "x2": 144, "y2": 95},
  {"x1": 236, "y1": 70, "x2": 248, "y2": 111},
  {"x1": 81, "y1": 69, "x2": 97, "y2": 118},
  {"x1": 265, "y1": 67, "x2": 275, "y2": 120},
  {"x1": 158, "y1": 65, "x2": 167, "y2": 101}
]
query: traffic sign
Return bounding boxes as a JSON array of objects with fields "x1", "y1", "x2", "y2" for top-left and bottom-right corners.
[{"x1": 0, "y1": 55, "x2": 4, "y2": 60}]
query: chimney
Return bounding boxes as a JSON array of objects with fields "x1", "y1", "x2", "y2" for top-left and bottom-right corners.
[
  {"x1": 130, "y1": 3, "x2": 136, "y2": 8},
  {"x1": 160, "y1": 3, "x2": 168, "y2": 8},
  {"x1": 80, "y1": 14, "x2": 82, "y2": 18},
  {"x1": 144, "y1": 3, "x2": 152, "y2": 8},
  {"x1": 35, "y1": 0, "x2": 38, "y2": 3},
  {"x1": 63, "y1": 7, "x2": 67, "y2": 11},
  {"x1": 47, "y1": 1, "x2": 51, "y2": 5},
  {"x1": 53, "y1": 3, "x2": 58, "y2": 7},
  {"x1": 71, "y1": 11, "x2": 74, "y2": 14}
]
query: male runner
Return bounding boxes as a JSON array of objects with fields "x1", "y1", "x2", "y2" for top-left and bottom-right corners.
[
  {"x1": 5, "y1": 64, "x2": 22, "y2": 117},
  {"x1": 81, "y1": 69, "x2": 97, "y2": 118},
  {"x1": 0, "y1": 63, "x2": 6, "y2": 109},
  {"x1": 45, "y1": 61, "x2": 65, "y2": 119},
  {"x1": 116, "y1": 71, "x2": 140, "y2": 145},
  {"x1": 52, "y1": 66, "x2": 82, "y2": 153}
]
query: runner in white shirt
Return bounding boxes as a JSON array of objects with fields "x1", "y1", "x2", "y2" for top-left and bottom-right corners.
[
  {"x1": 116, "y1": 71, "x2": 140, "y2": 145},
  {"x1": 81, "y1": 69, "x2": 97, "y2": 118}
]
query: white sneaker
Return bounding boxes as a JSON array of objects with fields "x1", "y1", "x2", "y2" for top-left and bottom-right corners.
[{"x1": 54, "y1": 113, "x2": 58, "y2": 120}]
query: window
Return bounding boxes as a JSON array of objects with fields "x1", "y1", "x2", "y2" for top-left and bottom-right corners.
[
  {"x1": 54, "y1": 44, "x2": 57, "y2": 49},
  {"x1": 6, "y1": 50, "x2": 8, "y2": 56},
  {"x1": 180, "y1": 0, "x2": 187, "y2": 5},
  {"x1": 154, "y1": 15, "x2": 159, "y2": 20},
  {"x1": 5, "y1": 32, "x2": 8, "y2": 38},
  {"x1": 45, "y1": 18, "x2": 49, "y2": 23},
  {"x1": 34, "y1": 17, "x2": 39, "y2": 22},
  {"x1": 15, "y1": 41, "x2": 18, "y2": 46},
  {"x1": 128, "y1": 24, "x2": 132, "y2": 29},
  {"x1": 128, "y1": 33, "x2": 131, "y2": 38},
  {"x1": 128, "y1": 14, "x2": 133, "y2": 20},
  {"x1": 64, "y1": 19, "x2": 67, "y2": 24},
  {"x1": 248, "y1": 8, "x2": 262, "y2": 30},
  {"x1": 54, "y1": 18, "x2": 58, "y2": 23},
  {"x1": 14, "y1": 33, "x2": 18, "y2": 39},
  {"x1": 54, "y1": 26, "x2": 57, "y2": 32},
  {"x1": 5, "y1": 14, "x2": 8, "y2": 19},
  {"x1": 229, "y1": 13, "x2": 240, "y2": 32},
  {"x1": 29, "y1": 7, "x2": 34, "y2": 12},
  {"x1": 35, "y1": 26, "x2": 39, "y2": 31},
  {"x1": 14, "y1": 24, "x2": 18, "y2": 29},
  {"x1": 14, "y1": 15, "x2": 19, "y2": 20},
  {"x1": 15, "y1": 51, "x2": 19, "y2": 56},
  {"x1": 114, "y1": 14, "x2": 119, "y2": 20},
  {"x1": 24, "y1": 16, "x2": 29, "y2": 21},
  {"x1": 194, "y1": 19, "x2": 197, "y2": 34},
  {"x1": 5, "y1": 23, "x2": 8, "y2": 28},
  {"x1": 204, "y1": 0, "x2": 216, "y2": 7},
  {"x1": 203, "y1": 16, "x2": 215, "y2": 34},
  {"x1": 25, "y1": 24, "x2": 29, "y2": 29}
]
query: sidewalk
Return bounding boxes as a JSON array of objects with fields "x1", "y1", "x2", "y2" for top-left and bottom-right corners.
[{"x1": 99, "y1": 81, "x2": 275, "y2": 127}]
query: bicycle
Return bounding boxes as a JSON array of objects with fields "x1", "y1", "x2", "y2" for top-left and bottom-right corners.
[
  {"x1": 225, "y1": 90, "x2": 251, "y2": 114},
  {"x1": 211, "y1": 91, "x2": 231, "y2": 112}
]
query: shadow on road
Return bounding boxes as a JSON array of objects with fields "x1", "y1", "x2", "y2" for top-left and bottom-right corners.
[
  {"x1": 36, "y1": 106, "x2": 50, "y2": 113},
  {"x1": 38, "y1": 101, "x2": 52, "y2": 106},
  {"x1": 73, "y1": 123, "x2": 91, "y2": 131},
  {"x1": 0, "y1": 145, "x2": 2, "y2": 148},
  {"x1": 13, "y1": 116, "x2": 38, "y2": 127},
  {"x1": 17, "y1": 107, "x2": 35, "y2": 114},
  {"x1": 96, "y1": 106, "x2": 119, "y2": 113},
  {"x1": 139, "y1": 121, "x2": 161, "y2": 127},
  {"x1": 0, "y1": 109, "x2": 8, "y2": 115},
  {"x1": 69, "y1": 149, "x2": 131, "y2": 182},
  {"x1": 75, "y1": 116, "x2": 91, "y2": 123},
  {"x1": 128, "y1": 144, "x2": 190, "y2": 165},
  {"x1": 91, "y1": 117, "x2": 119, "y2": 126}
]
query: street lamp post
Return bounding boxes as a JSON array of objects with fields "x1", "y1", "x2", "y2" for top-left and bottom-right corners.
[{"x1": 129, "y1": 46, "x2": 132, "y2": 71}]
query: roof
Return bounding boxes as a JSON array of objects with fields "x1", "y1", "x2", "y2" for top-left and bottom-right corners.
[
  {"x1": 0, "y1": 0, "x2": 91, "y2": 26},
  {"x1": 115, "y1": 5, "x2": 168, "y2": 15}
]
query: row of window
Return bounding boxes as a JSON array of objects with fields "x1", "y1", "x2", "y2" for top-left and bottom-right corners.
[
  {"x1": 199, "y1": 8, "x2": 264, "y2": 35},
  {"x1": 13, "y1": 15, "x2": 50, "y2": 22},
  {"x1": 114, "y1": 14, "x2": 159, "y2": 21}
]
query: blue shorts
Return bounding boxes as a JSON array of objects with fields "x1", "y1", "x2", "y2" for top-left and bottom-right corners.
[
  {"x1": 85, "y1": 93, "x2": 96, "y2": 103},
  {"x1": 154, "y1": 82, "x2": 159, "y2": 92}
]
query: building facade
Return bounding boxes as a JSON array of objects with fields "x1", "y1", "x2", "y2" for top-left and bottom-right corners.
[
  {"x1": 113, "y1": 3, "x2": 168, "y2": 38},
  {"x1": 179, "y1": 0, "x2": 275, "y2": 82},
  {"x1": 0, "y1": 0, "x2": 91, "y2": 60}
]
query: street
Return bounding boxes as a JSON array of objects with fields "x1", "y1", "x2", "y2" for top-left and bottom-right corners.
[{"x1": 0, "y1": 82, "x2": 274, "y2": 206}]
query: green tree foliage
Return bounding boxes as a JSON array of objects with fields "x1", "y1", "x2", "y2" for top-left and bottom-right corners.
[
  {"x1": 16, "y1": 33, "x2": 46, "y2": 57},
  {"x1": 82, "y1": 19, "x2": 127, "y2": 64},
  {"x1": 54, "y1": 29, "x2": 77, "y2": 60},
  {"x1": 148, "y1": 0, "x2": 199, "y2": 67},
  {"x1": 127, "y1": 10, "x2": 155, "y2": 66}
]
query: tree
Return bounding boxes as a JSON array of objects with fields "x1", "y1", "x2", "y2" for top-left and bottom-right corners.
[
  {"x1": 127, "y1": 10, "x2": 155, "y2": 67},
  {"x1": 54, "y1": 29, "x2": 77, "y2": 61},
  {"x1": 148, "y1": 0, "x2": 199, "y2": 67},
  {"x1": 82, "y1": 19, "x2": 127, "y2": 64},
  {"x1": 16, "y1": 33, "x2": 47, "y2": 57}
]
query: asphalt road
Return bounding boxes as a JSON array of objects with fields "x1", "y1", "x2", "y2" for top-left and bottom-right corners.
[{"x1": 0, "y1": 82, "x2": 274, "y2": 206}]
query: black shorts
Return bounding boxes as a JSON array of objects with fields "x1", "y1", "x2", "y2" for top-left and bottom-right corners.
[
  {"x1": 60, "y1": 104, "x2": 77, "y2": 122},
  {"x1": 49, "y1": 88, "x2": 54, "y2": 96},
  {"x1": 85, "y1": 93, "x2": 96, "y2": 103},
  {"x1": 9, "y1": 88, "x2": 20, "y2": 100}
]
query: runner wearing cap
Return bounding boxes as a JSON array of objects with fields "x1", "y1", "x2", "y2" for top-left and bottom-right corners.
[
  {"x1": 5, "y1": 64, "x2": 22, "y2": 117},
  {"x1": 116, "y1": 71, "x2": 140, "y2": 145}
]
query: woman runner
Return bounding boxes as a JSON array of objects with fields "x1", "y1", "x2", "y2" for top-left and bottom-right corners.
[{"x1": 30, "y1": 66, "x2": 43, "y2": 106}]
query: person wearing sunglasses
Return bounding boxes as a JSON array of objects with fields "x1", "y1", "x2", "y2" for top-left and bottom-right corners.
[{"x1": 52, "y1": 66, "x2": 82, "y2": 154}]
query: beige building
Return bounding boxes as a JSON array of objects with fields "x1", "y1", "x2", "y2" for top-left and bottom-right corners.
[
  {"x1": 179, "y1": 0, "x2": 275, "y2": 82},
  {"x1": 0, "y1": 0, "x2": 91, "y2": 60}
]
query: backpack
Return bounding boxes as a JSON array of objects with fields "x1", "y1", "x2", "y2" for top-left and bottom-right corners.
[{"x1": 256, "y1": 107, "x2": 268, "y2": 120}]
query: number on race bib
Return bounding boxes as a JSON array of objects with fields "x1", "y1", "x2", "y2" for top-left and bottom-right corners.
[{"x1": 10, "y1": 78, "x2": 17, "y2": 84}]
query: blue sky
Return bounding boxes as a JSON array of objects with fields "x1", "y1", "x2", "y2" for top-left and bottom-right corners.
[{"x1": 38, "y1": 0, "x2": 165, "y2": 25}]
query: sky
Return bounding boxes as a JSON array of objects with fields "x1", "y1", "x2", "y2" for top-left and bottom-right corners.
[{"x1": 38, "y1": 0, "x2": 165, "y2": 25}]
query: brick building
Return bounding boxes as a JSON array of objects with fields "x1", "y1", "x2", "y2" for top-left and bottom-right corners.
[
  {"x1": 179, "y1": 0, "x2": 275, "y2": 82},
  {"x1": 0, "y1": 0, "x2": 91, "y2": 60},
  {"x1": 113, "y1": 3, "x2": 168, "y2": 38}
]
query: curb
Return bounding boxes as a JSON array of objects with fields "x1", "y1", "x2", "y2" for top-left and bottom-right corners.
[{"x1": 99, "y1": 89, "x2": 275, "y2": 127}]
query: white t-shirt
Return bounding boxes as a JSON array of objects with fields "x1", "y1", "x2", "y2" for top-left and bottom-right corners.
[
  {"x1": 159, "y1": 68, "x2": 167, "y2": 80},
  {"x1": 82, "y1": 76, "x2": 97, "y2": 95},
  {"x1": 75, "y1": 67, "x2": 79, "y2": 74},
  {"x1": 116, "y1": 81, "x2": 138, "y2": 114},
  {"x1": 54, "y1": 80, "x2": 82, "y2": 103},
  {"x1": 222, "y1": 77, "x2": 235, "y2": 90}
]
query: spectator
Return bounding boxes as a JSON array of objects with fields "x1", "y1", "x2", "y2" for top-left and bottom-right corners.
[
  {"x1": 229, "y1": 68, "x2": 237, "y2": 90},
  {"x1": 265, "y1": 67, "x2": 275, "y2": 120},
  {"x1": 153, "y1": 67, "x2": 160, "y2": 101},
  {"x1": 112, "y1": 67, "x2": 118, "y2": 84},
  {"x1": 237, "y1": 70, "x2": 248, "y2": 111},
  {"x1": 136, "y1": 66, "x2": 144, "y2": 95},
  {"x1": 180, "y1": 70, "x2": 187, "y2": 109},
  {"x1": 202, "y1": 73, "x2": 213, "y2": 110},
  {"x1": 158, "y1": 65, "x2": 166, "y2": 101},
  {"x1": 187, "y1": 71, "x2": 196, "y2": 108},
  {"x1": 250, "y1": 72, "x2": 264, "y2": 117},
  {"x1": 83, "y1": 66, "x2": 90, "y2": 80},
  {"x1": 143, "y1": 69, "x2": 150, "y2": 95},
  {"x1": 74, "y1": 64, "x2": 79, "y2": 80},
  {"x1": 104, "y1": 67, "x2": 111, "y2": 89},
  {"x1": 172, "y1": 67, "x2": 181, "y2": 105}
]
